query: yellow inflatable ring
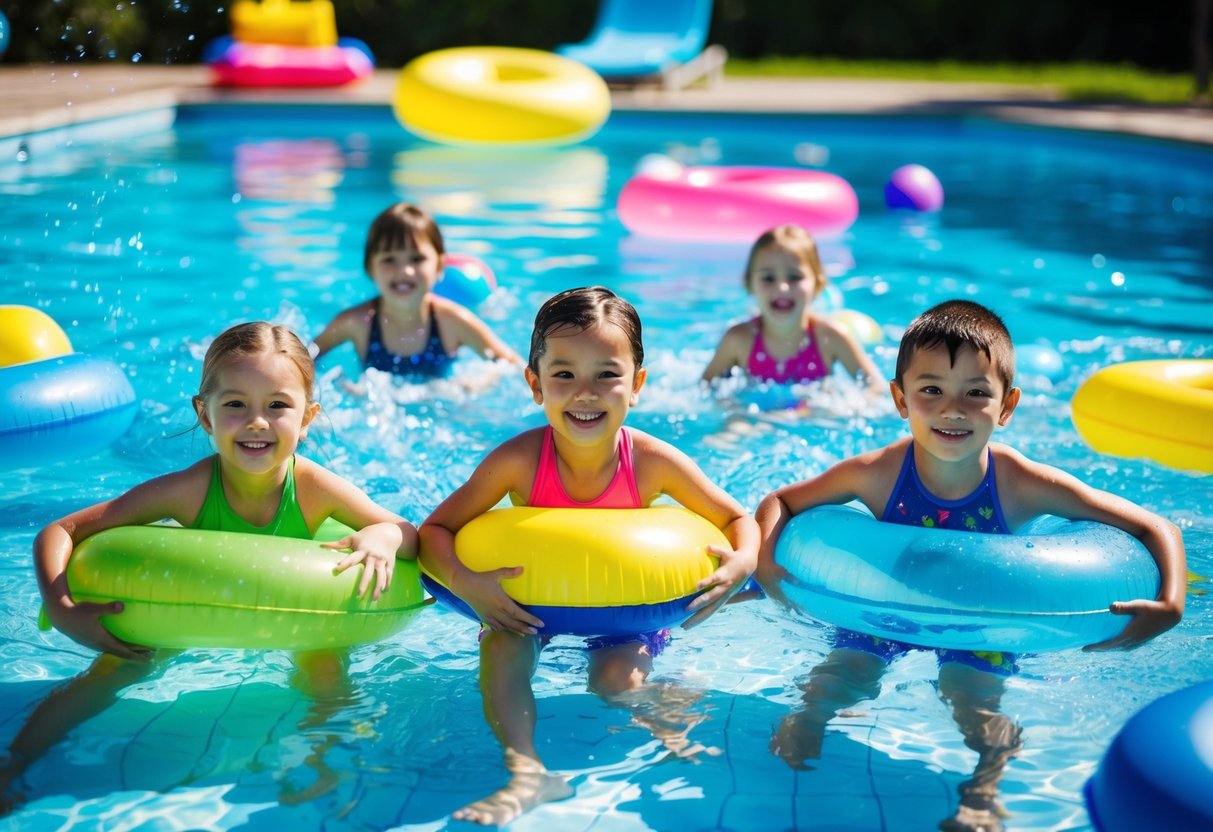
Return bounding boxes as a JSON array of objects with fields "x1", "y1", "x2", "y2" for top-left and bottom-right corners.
[
  {"x1": 56, "y1": 519, "x2": 426, "y2": 650},
  {"x1": 394, "y1": 47, "x2": 611, "y2": 146},
  {"x1": 422, "y1": 506, "x2": 727, "y2": 634},
  {"x1": 1072, "y1": 359, "x2": 1213, "y2": 474}
]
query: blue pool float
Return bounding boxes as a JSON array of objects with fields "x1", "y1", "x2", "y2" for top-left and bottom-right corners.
[
  {"x1": 0, "y1": 352, "x2": 138, "y2": 470},
  {"x1": 774, "y1": 504, "x2": 1158, "y2": 652},
  {"x1": 1085, "y1": 679, "x2": 1213, "y2": 832}
]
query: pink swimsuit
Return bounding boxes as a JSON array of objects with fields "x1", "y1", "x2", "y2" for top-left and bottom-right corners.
[
  {"x1": 746, "y1": 319, "x2": 829, "y2": 383},
  {"x1": 528, "y1": 426, "x2": 642, "y2": 509}
]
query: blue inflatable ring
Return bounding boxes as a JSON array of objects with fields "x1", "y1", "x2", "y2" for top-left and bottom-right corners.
[
  {"x1": 774, "y1": 505, "x2": 1159, "y2": 652},
  {"x1": 1085, "y1": 679, "x2": 1213, "y2": 832},
  {"x1": 0, "y1": 352, "x2": 138, "y2": 470}
]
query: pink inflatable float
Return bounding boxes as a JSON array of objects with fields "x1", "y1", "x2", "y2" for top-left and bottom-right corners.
[
  {"x1": 210, "y1": 40, "x2": 373, "y2": 87},
  {"x1": 617, "y1": 165, "x2": 859, "y2": 242}
]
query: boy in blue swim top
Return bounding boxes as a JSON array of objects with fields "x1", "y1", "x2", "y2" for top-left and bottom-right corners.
[{"x1": 754, "y1": 299, "x2": 1186, "y2": 832}]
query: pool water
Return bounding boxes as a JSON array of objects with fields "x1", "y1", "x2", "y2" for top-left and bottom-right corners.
[{"x1": 1, "y1": 105, "x2": 1211, "y2": 831}]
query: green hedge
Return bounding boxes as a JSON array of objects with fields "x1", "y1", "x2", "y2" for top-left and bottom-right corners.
[{"x1": 0, "y1": 0, "x2": 1196, "y2": 73}]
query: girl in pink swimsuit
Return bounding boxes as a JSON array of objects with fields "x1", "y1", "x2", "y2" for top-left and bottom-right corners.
[
  {"x1": 421, "y1": 287, "x2": 758, "y2": 827},
  {"x1": 702, "y1": 224, "x2": 884, "y2": 390}
]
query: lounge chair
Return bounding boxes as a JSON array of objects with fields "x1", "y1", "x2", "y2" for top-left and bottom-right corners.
[{"x1": 556, "y1": 0, "x2": 727, "y2": 90}]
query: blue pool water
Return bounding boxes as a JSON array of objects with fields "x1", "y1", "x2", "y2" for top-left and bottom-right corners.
[{"x1": 1, "y1": 104, "x2": 1211, "y2": 831}]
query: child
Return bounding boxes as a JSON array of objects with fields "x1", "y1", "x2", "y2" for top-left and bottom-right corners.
[
  {"x1": 420, "y1": 286, "x2": 758, "y2": 826},
  {"x1": 754, "y1": 299, "x2": 1185, "y2": 832},
  {"x1": 313, "y1": 202, "x2": 520, "y2": 377},
  {"x1": 7, "y1": 322, "x2": 417, "y2": 808},
  {"x1": 702, "y1": 224, "x2": 883, "y2": 392}
]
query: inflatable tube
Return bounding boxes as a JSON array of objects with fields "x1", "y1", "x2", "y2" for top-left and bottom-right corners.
[
  {"x1": 0, "y1": 352, "x2": 138, "y2": 471},
  {"x1": 62, "y1": 519, "x2": 425, "y2": 650},
  {"x1": 422, "y1": 506, "x2": 726, "y2": 635},
  {"x1": 1084, "y1": 679, "x2": 1213, "y2": 832},
  {"x1": 434, "y1": 253, "x2": 497, "y2": 307},
  {"x1": 394, "y1": 47, "x2": 611, "y2": 146},
  {"x1": 210, "y1": 40, "x2": 373, "y2": 88},
  {"x1": 1072, "y1": 359, "x2": 1213, "y2": 474},
  {"x1": 617, "y1": 166, "x2": 859, "y2": 242},
  {"x1": 774, "y1": 505, "x2": 1159, "y2": 652}
]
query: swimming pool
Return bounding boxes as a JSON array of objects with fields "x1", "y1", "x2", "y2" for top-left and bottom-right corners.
[{"x1": 1, "y1": 104, "x2": 1210, "y2": 831}]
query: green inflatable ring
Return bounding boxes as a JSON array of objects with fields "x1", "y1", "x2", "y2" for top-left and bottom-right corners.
[{"x1": 55, "y1": 519, "x2": 425, "y2": 650}]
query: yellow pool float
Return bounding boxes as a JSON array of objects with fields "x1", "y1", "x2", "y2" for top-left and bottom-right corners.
[
  {"x1": 394, "y1": 47, "x2": 611, "y2": 146},
  {"x1": 422, "y1": 506, "x2": 726, "y2": 635},
  {"x1": 1071, "y1": 359, "x2": 1213, "y2": 474}
]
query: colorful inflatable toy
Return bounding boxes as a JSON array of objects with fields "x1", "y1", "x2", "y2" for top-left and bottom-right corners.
[
  {"x1": 885, "y1": 164, "x2": 944, "y2": 211},
  {"x1": 617, "y1": 165, "x2": 859, "y2": 242},
  {"x1": 1071, "y1": 359, "x2": 1213, "y2": 474},
  {"x1": 0, "y1": 306, "x2": 137, "y2": 471},
  {"x1": 434, "y1": 253, "x2": 498, "y2": 307},
  {"x1": 230, "y1": 0, "x2": 337, "y2": 47},
  {"x1": 208, "y1": 37, "x2": 373, "y2": 87},
  {"x1": 422, "y1": 506, "x2": 726, "y2": 635},
  {"x1": 1085, "y1": 679, "x2": 1213, "y2": 832},
  {"x1": 395, "y1": 47, "x2": 611, "y2": 146},
  {"x1": 774, "y1": 504, "x2": 1158, "y2": 652},
  {"x1": 57, "y1": 519, "x2": 426, "y2": 650}
]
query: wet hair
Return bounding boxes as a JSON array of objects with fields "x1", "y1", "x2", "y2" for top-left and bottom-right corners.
[
  {"x1": 743, "y1": 224, "x2": 828, "y2": 297},
  {"x1": 195, "y1": 322, "x2": 316, "y2": 406},
  {"x1": 528, "y1": 286, "x2": 644, "y2": 372},
  {"x1": 894, "y1": 300, "x2": 1016, "y2": 392},
  {"x1": 363, "y1": 202, "x2": 445, "y2": 273}
]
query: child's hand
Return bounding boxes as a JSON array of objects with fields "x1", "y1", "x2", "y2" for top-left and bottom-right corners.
[
  {"x1": 453, "y1": 566, "x2": 545, "y2": 635},
  {"x1": 1082, "y1": 598, "x2": 1182, "y2": 651},
  {"x1": 325, "y1": 523, "x2": 403, "y2": 601},
  {"x1": 46, "y1": 598, "x2": 152, "y2": 661},
  {"x1": 683, "y1": 544, "x2": 754, "y2": 629}
]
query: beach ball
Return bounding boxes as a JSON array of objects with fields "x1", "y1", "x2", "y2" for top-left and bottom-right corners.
[
  {"x1": 0, "y1": 306, "x2": 73, "y2": 367},
  {"x1": 434, "y1": 253, "x2": 497, "y2": 307},
  {"x1": 831, "y1": 308, "x2": 883, "y2": 346},
  {"x1": 885, "y1": 164, "x2": 944, "y2": 211}
]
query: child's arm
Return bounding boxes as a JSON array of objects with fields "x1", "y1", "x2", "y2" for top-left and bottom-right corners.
[
  {"x1": 33, "y1": 465, "x2": 208, "y2": 659},
  {"x1": 754, "y1": 447, "x2": 895, "y2": 606},
  {"x1": 312, "y1": 304, "x2": 370, "y2": 362},
  {"x1": 298, "y1": 458, "x2": 418, "y2": 602},
  {"x1": 433, "y1": 299, "x2": 522, "y2": 364},
  {"x1": 701, "y1": 323, "x2": 752, "y2": 382},
  {"x1": 635, "y1": 434, "x2": 759, "y2": 628},
  {"x1": 814, "y1": 316, "x2": 885, "y2": 393},
  {"x1": 418, "y1": 435, "x2": 545, "y2": 634},
  {"x1": 998, "y1": 449, "x2": 1185, "y2": 649}
]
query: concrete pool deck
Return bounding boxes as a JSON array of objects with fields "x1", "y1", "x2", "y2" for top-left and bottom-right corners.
[{"x1": 1, "y1": 64, "x2": 1210, "y2": 147}]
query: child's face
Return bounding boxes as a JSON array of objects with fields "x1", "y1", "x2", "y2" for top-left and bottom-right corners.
[
  {"x1": 195, "y1": 350, "x2": 320, "y2": 478},
  {"x1": 524, "y1": 321, "x2": 646, "y2": 450},
  {"x1": 368, "y1": 237, "x2": 443, "y2": 305},
  {"x1": 747, "y1": 243, "x2": 820, "y2": 326},
  {"x1": 891, "y1": 343, "x2": 1019, "y2": 464}
]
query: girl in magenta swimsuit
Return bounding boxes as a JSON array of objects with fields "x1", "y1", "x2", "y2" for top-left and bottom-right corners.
[
  {"x1": 703, "y1": 224, "x2": 884, "y2": 391},
  {"x1": 420, "y1": 287, "x2": 758, "y2": 826}
]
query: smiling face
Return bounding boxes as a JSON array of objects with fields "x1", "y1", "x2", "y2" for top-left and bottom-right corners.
[
  {"x1": 524, "y1": 320, "x2": 647, "y2": 451},
  {"x1": 747, "y1": 242, "x2": 821, "y2": 330},
  {"x1": 891, "y1": 343, "x2": 1020, "y2": 465},
  {"x1": 194, "y1": 349, "x2": 320, "y2": 479},
  {"x1": 367, "y1": 237, "x2": 443, "y2": 309}
]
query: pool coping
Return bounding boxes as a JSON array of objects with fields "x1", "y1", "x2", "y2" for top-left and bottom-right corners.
[{"x1": 1, "y1": 65, "x2": 1210, "y2": 148}]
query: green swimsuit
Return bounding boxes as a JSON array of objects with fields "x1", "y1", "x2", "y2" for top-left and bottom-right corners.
[{"x1": 191, "y1": 455, "x2": 312, "y2": 539}]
